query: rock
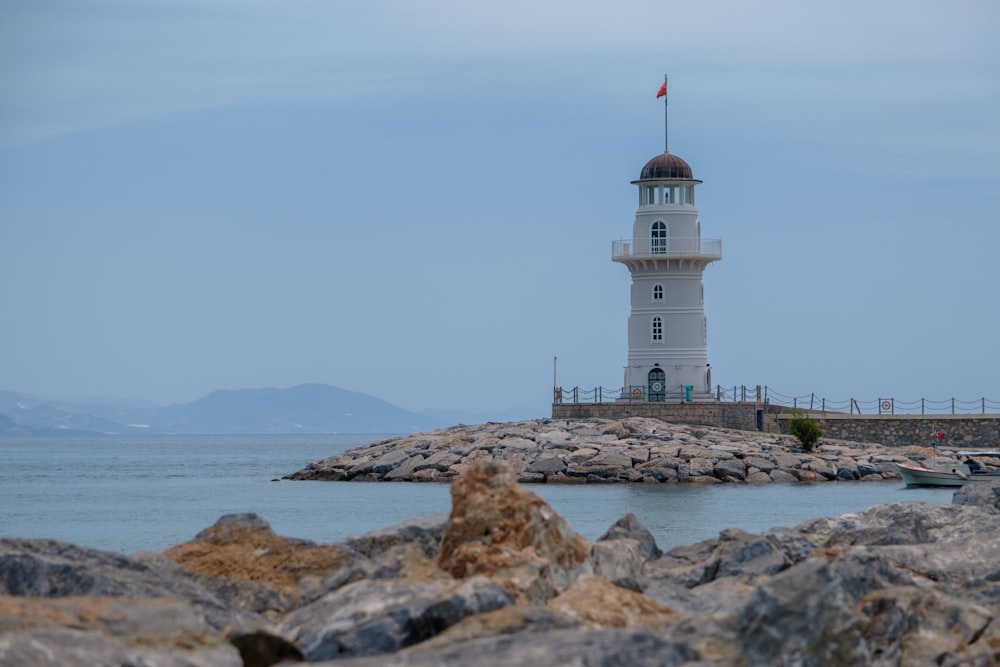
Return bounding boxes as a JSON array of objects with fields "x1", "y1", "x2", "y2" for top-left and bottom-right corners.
[
  {"x1": 857, "y1": 587, "x2": 993, "y2": 666},
  {"x1": 644, "y1": 527, "x2": 791, "y2": 590},
  {"x1": 546, "y1": 575, "x2": 679, "y2": 628},
  {"x1": 953, "y1": 481, "x2": 1000, "y2": 511},
  {"x1": 598, "y1": 513, "x2": 662, "y2": 561},
  {"x1": 163, "y1": 513, "x2": 358, "y2": 610},
  {"x1": 713, "y1": 459, "x2": 746, "y2": 481},
  {"x1": 769, "y1": 468, "x2": 798, "y2": 483},
  {"x1": 342, "y1": 514, "x2": 448, "y2": 561},
  {"x1": 0, "y1": 595, "x2": 243, "y2": 667},
  {"x1": 745, "y1": 456, "x2": 776, "y2": 472},
  {"x1": 733, "y1": 558, "x2": 870, "y2": 665},
  {"x1": 383, "y1": 454, "x2": 426, "y2": 480},
  {"x1": 436, "y1": 461, "x2": 593, "y2": 603},
  {"x1": 411, "y1": 604, "x2": 582, "y2": 650},
  {"x1": 227, "y1": 628, "x2": 304, "y2": 667},
  {"x1": 322, "y1": 627, "x2": 698, "y2": 667},
  {"x1": 526, "y1": 456, "x2": 566, "y2": 475},
  {"x1": 0, "y1": 538, "x2": 246, "y2": 630},
  {"x1": 277, "y1": 576, "x2": 513, "y2": 661},
  {"x1": 591, "y1": 513, "x2": 662, "y2": 589}
]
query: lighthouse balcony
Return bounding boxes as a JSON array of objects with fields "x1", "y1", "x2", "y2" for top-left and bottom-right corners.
[{"x1": 612, "y1": 237, "x2": 722, "y2": 262}]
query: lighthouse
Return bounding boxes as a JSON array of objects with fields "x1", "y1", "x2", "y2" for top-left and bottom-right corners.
[{"x1": 612, "y1": 111, "x2": 722, "y2": 401}]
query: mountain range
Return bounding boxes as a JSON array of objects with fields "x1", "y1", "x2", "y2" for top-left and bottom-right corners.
[{"x1": 0, "y1": 384, "x2": 543, "y2": 435}]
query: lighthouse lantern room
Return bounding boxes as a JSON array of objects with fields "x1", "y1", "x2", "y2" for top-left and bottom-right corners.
[{"x1": 612, "y1": 88, "x2": 721, "y2": 402}]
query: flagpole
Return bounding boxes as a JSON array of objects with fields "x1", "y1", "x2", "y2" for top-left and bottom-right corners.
[{"x1": 663, "y1": 74, "x2": 669, "y2": 153}]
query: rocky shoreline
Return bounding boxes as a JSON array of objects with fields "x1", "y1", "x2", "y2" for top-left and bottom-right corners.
[
  {"x1": 284, "y1": 417, "x2": 964, "y2": 484},
  {"x1": 4, "y1": 460, "x2": 1000, "y2": 665}
]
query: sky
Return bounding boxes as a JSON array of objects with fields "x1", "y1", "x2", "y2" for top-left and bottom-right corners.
[{"x1": 1, "y1": 0, "x2": 998, "y2": 415}]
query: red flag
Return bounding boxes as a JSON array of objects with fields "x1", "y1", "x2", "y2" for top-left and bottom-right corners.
[{"x1": 656, "y1": 81, "x2": 667, "y2": 98}]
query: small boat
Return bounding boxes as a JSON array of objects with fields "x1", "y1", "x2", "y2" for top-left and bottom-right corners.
[{"x1": 897, "y1": 451, "x2": 1000, "y2": 487}]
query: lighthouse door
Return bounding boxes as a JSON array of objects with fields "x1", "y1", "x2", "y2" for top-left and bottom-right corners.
[{"x1": 648, "y1": 368, "x2": 666, "y2": 402}]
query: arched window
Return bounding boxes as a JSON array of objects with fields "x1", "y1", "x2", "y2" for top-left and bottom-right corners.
[
  {"x1": 651, "y1": 221, "x2": 667, "y2": 254},
  {"x1": 652, "y1": 284, "x2": 663, "y2": 301},
  {"x1": 652, "y1": 316, "x2": 663, "y2": 341}
]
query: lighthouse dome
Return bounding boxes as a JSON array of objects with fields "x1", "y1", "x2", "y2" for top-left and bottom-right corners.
[{"x1": 639, "y1": 152, "x2": 693, "y2": 180}]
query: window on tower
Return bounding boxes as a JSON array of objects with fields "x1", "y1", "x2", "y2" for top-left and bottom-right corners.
[
  {"x1": 651, "y1": 221, "x2": 667, "y2": 254},
  {"x1": 652, "y1": 316, "x2": 663, "y2": 341},
  {"x1": 653, "y1": 284, "x2": 663, "y2": 301},
  {"x1": 645, "y1": 186, "x2": 656, "y2": 205}
]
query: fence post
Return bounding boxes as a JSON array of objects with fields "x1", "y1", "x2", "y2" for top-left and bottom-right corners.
[
  {"x1": 598, "y1": 386, "x2": 602, "y2": 403},
  {"x1": 922, "y1": 398, "x2": 925, "y2": 415},
  {"x1": 952, "y1": 397, "x2": 955, "y2": 414},
  {"x1": 850, "y1": 398, "x2": 855, "y2": 414},
  {"x1": 810, "y1": 393, "x2": 815, "y2": 410},
  {"x1": 573, "y1": 387, "x2": 578, "y2": 403},
  {"x1": 984, "y1": 397, "x2": 987, "y2": 414}
]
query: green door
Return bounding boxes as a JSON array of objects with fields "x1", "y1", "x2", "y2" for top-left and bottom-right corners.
[{"x1": 648, "y1": 368, "x2": 665, "y2": 402}]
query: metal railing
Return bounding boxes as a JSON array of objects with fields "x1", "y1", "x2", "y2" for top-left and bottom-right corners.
[
  {"x1": 611, "y1": 237, "x2": 722, "y2": 261},
  {"x1": 554, "y1": 384, "x2": 1000, "y2": 415}
]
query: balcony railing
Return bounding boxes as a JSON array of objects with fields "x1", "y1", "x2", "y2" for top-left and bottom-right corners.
[{"x1": 612, "y1": 237, "x2": 722, "y2": 261}]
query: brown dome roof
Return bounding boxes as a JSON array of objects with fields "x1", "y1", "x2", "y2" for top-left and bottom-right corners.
[{"x1": 639, "y1": 152, "x2": 694, "y2": 180}]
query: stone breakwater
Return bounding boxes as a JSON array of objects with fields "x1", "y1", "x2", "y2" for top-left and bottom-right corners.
[
  {"x1": 4, "y1": 462, "x2": 1000, "y2": 666},
  {"x1": 284, "y1": 417, "x2": 966, "y2": 484}
]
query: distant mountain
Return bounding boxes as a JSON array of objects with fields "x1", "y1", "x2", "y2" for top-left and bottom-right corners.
[
  {"x1": 0, "y1": 411, "x2": 26, "y2": 434},
  {"x1": 0, "y1": 390, "x2": 150, "y2": 434},
  {"x1": 151, "y1": 384, "x2": 444, "y2": 434},
  {"x1": 0, "y1": 384, "x2": 449, "y2": 435}
]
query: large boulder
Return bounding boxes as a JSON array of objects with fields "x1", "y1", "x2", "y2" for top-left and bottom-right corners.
[
  {"x1": 314, "y1": 627, "x2": 698, "y2": 667},
  {"x1": 162, "y1": 513, "x2": 363, "y2": 611},
  {"x1": 436, "y1": 461, "x2": 593, "y2": 603},
  {"x1": 591, "y1": 513, "x2": 662, "y2": 588},
  {"x1": 0, "y1": 538, "x2": 246, "y2": 630},
  {"x1": 953, "y1": 481, "x2": 1000, "y2": 511},
  {"x1": 277, "y1": 575, "x2": 514, "y2": 661},
  {"x1": 546, "y1": 575, "x2": 679, "y2": 628},
  {"x1": 0, "y1": 595, "x2": 242, "y2": 667}
]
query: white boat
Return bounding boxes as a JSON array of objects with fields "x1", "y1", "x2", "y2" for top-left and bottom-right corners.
[{"x1": 896, "y1": 451, "x2": 1000, "y2": 487}]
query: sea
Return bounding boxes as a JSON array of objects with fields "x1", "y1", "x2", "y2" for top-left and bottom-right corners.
[{"x1": 0, "y1": 434, "x2": 956, "y2": 555}]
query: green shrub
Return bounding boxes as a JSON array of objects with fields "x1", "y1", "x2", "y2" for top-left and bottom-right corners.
[{"x1": 788, "y1": 413, "x2": 822, "y2": 451}]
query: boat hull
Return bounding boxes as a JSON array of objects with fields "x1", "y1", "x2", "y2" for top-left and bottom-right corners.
[{"x1": 896, "y1": 462, "x2": 1000, "y2": 487}]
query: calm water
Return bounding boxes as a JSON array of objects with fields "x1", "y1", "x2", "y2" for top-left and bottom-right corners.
[{"x1": 0, "y1": 434, "x2": 956, "y2": 555}]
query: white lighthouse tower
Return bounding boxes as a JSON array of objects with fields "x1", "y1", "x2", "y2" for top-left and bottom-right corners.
[{"x1": 612, "y1": 97, "x2": 721, "y2": 401}]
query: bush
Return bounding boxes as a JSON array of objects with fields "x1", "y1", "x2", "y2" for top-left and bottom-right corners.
[{"x1": 788, "y1": 413, "x2": 822, "y2": 451}]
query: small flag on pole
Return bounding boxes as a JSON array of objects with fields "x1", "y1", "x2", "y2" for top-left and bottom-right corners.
[{"x1": 656, "y1": 81, "x2": 667, "y2": 98}]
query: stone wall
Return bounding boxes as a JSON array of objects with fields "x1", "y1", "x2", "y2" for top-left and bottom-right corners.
[
  {"x1": 552, "y1": 402, "x2": 1000, "y2": 448},
  {"x1": 800, "y1": 414, "x2": 1000, "y2": 449},
  {"x1": 551, "y1": 401, "x2": 780, "y2": 431}
]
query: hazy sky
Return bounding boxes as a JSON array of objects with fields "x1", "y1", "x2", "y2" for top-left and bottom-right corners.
[{"x1": 1, "y1": 0, "x2": 998, "y2": 414}]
